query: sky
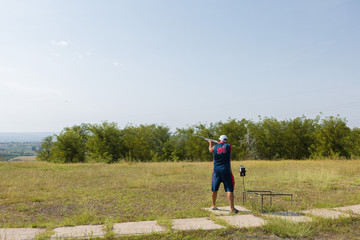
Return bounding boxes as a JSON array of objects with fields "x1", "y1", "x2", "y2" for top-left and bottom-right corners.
[{"x1": 0, "y1": 0, "x2": 359, "y2": 132}]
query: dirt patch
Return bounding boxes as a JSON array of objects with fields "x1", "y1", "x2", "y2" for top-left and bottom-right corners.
[{"x1": 0, "y1": 201, "x2": 79, "y2": 227}]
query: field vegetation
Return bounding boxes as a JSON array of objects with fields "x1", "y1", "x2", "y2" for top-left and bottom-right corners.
[
  {"x1": 0, "y1": 142, "x2": 39, "y2": 161},
  {"x1": 0, "y1": 160, "x2": 359, "y2": 239}
]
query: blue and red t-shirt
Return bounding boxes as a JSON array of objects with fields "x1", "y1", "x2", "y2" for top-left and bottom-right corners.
[{"x1": 211, "y1": 142, "x2": 232, "y2": 173}]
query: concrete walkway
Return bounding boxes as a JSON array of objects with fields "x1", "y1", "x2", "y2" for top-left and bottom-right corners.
[{"x1": 0, "y1": 204, "x2": 359, "y2": 240}]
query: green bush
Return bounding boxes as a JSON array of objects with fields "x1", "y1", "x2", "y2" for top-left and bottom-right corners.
[{"x1": 36, "y1": 115, "x2": 360, "y2": 163}]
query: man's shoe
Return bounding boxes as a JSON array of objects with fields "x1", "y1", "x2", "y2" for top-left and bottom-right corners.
[{"x1": 230, "y1": 209, "x2": 239, "y2": 214}]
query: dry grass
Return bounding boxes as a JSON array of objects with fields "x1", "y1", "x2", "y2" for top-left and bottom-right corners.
[
  {"x1": 0, "y1": 160, "x2": 359, "y2": 229},
  {"x1": 242, "y1": 160, "x2": 360, "y2": 210}
]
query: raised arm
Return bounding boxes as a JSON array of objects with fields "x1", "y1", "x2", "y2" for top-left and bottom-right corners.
[{"x1": 208, "y1": 139, "x2": 214, "y2": 153}]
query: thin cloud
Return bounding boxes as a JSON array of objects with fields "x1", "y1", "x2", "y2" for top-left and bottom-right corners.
[
  {"x1": 51, "y1": 40, "x2": 69, "y2": 46},
  {"x1": 113, "y1": 62, "x2": 124, "y2": 67}
]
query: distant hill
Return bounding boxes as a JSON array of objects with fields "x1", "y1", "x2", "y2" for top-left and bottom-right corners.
[{"x1": 0, "y1": 132, "x2": 57, "y2": 142}]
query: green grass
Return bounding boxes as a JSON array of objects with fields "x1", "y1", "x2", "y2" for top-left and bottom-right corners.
[
  {"x1": 260, "y1": 215, "x2": 360, "y2": 240},
  {"x1": 0, "y1": 160, "x2": 359, "y2": 239},
  {"x1": 156, "y1": 217, "x2": 173, "y2": 230},
  {"x1": 262, "y1": 217, "x2": 315, "y2": 239}
]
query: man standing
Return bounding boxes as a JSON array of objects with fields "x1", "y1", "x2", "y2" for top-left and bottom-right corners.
[{"x1": 208, "y1": 135, "x2": 238, "y2": 213}]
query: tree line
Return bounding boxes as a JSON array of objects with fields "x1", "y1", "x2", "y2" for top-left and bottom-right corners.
[{"x1": 36, "y1": 115, "x2": 360, "y2": 163}]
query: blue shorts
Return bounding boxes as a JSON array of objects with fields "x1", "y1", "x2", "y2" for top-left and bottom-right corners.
[{"x1": 212, "y1": 171, "x2": 235, "y2": 192}]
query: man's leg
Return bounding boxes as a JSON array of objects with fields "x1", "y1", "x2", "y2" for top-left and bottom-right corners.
[
  {"x1": 212, "y1": 191, "x2": 218, "y2": 209},
  {"x1": 227, "y1": 191, "x2": 238, "y2": 212},
  {"x1": 224, "y1": 172, "x2": 238, "y2": 212}
]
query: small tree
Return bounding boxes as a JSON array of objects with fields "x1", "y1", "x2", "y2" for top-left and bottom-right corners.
[
  {"x1": 122, "y1": 124, "x2": 172, "y2": 161},
  {"x1": 86, "y1": 122, "x2": 126, "y2": 163},
  {"x1": 241, "y1": 129, "x2": 259, "y2": 160},
  {"x1": 346, "y1": 128, "x2": 360, "y2": 158},
  {"x1": 36, "y1": 136, "x2": 54, "y2": 162},
  {"x1": 283, "y1": 116, "x2": 317, "y2": 159},
  {"x1": 51, "y1": 129, "x2": 86, "y2": 163},
  {"x1": 313, "y1": 116, "x2": 351, "y2": 158}
]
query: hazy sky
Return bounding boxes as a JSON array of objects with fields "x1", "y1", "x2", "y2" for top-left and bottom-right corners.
[{"x1": 1, "y1": 0, "x2": 359, "y2": 132}]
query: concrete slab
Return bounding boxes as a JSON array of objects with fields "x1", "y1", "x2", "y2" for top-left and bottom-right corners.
[
  {"x1": 52, "y1": 225, "x2": 105, "y2": 239},
  {"x1": 0, "y1": 228, "x2": 45, "y2": 240},
  {"x1": 302, "y1": 209, "x2": 350, "y2": 219},
  {"x1": 203, "y1": 205, "x2": 252, "y2": 215},
  {"x1": 333, "y1": 204, "x2": 360, "y2": 215},
  {"x1": 113, "y1": 221, "x2": 166, "y2": 235},
  {"x1": 172, "y1": 218, "x2": 225, "y2": 230},
  {"x1": 219, "y1": 214, "x2": 265, "y2": 228},
  {"x1": 263, "y1": 212, "x2": 312, "y2": 223}
]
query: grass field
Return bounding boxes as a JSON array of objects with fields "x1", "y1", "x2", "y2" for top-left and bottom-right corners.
[{"x1": 0, "y1": 160, "x2": 359, "y2": 239}]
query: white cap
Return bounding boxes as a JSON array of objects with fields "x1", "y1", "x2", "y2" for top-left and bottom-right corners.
[{"x1": 219, "y1": 135, "x2": 228, "y2": 142}]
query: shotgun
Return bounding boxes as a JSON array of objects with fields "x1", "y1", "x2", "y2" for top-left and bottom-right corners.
[{"x1": 193, "y1": 135, "x2": 219, "y2": 143}]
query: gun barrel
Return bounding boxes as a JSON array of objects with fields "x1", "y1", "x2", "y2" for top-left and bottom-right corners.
[{"x1": 193, "y1": 135, "x2": 218, "y2": 143}]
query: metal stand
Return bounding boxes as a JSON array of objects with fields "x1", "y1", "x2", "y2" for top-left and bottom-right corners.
[
  {"x1": 242, "y1": 177, "x2": 245, "y2": 191},
  {"x1": 242, "y1": 190, "x2": 293, "y2": 212}
]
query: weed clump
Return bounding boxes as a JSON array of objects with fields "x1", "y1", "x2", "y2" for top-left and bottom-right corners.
[{"x1": 262, "y1": 217, "x2": 315, "y2": 239}]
